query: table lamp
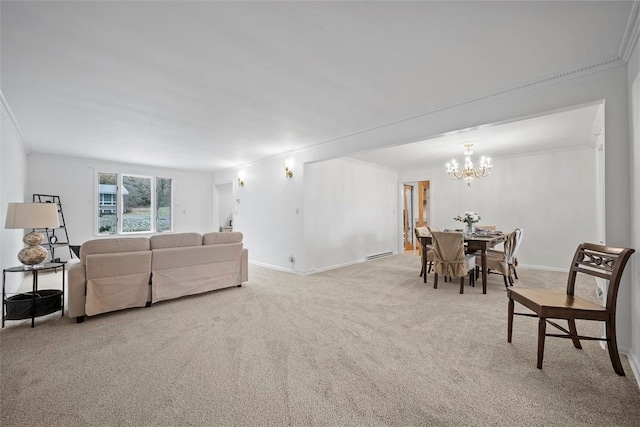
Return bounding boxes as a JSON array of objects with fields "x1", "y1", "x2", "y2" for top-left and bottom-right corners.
[{"x1": 4, "y1": 202, "x2": 60, "y2": 268}]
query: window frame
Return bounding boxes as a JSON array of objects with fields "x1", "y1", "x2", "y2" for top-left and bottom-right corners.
[{"x1": 95, "y1": 171, "x2": 174, "y2": 236}]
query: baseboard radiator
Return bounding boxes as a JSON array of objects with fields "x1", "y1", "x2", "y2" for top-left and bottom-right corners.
[{"x1": 366, "y1": 251, "x2": 393, "y2": 261}]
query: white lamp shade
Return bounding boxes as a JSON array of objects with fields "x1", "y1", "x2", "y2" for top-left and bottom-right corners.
[{"x1": 5, "y1": 203, "x2": 60, "y2": 229}]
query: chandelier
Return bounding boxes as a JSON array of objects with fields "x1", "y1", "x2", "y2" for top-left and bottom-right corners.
[{"x1": 446, "y1": 143, "x2": 493, "y2": 186}]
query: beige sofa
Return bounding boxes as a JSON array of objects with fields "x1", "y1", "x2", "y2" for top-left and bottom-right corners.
[{"x1": 67, "y1": 232, "x2": 248, "y2": 322}]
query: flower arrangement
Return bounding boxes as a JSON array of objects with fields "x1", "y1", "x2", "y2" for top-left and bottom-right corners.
[{"x1": 454, "y1": 212, "x2": 481, "y2": 226}]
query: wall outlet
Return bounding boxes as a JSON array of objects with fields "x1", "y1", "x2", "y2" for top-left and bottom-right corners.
[{"x1": 289, "y1": 255, "x2": 295, "y2": 263}]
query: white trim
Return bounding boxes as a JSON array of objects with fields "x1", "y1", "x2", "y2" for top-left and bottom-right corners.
[
  {"x1": 619, "y1": 1, "x2": 640, "y2": 63},
  {"x1": 0, "y1": 90, "x2": 29, "y2": 154},
  {"x1": 250, "y1": 252, "x2": 400, "y2": 276},
  {"x1": 623, "y1": 349, "x2": 640, "y2": 390},
  {"x1": 513, "y1": 263, "x2": 569, "y2": 273}
]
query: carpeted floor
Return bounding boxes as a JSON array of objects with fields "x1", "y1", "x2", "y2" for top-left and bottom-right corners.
[{"x1": 2, "y1": 253, "x2": 639, "y2": 426}]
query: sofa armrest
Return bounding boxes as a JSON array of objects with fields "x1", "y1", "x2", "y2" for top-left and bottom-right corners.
[{"x1": 67, "y1": 261, "x2": 87, "y2": 320}]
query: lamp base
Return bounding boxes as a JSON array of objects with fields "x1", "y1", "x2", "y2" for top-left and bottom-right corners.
[{"x1": 18, "y1": 232, "x2": 48, "y2": 266}]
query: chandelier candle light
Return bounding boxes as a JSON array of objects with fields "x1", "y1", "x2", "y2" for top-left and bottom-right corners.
[{"x1": 446, "y1": 143, "x2": 493, "y2": 186}]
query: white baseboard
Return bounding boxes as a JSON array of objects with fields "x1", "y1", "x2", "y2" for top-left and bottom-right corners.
[
  {"x1": 248, "y1": 260, "x2": 297, "y2": 274},
  {"x1": 249, "y1": 253, "x2": 397, "y2": 276},
  {"x1": 623, "y1": 348, "x2": 640, "y2": 390},
  {"x1": 518, "y1": 263, "x2": 569, "y2": 273}
]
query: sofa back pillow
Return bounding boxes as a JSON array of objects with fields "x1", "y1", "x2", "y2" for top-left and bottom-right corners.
[
  {"x1": 203, "y1": 232, "x2": 243, "y2": 245},
  {"x1": 80, "y1": 237, "x2": 150, "y2": 265},
  {"x1": 150, "y1": 232, "x2": 202, "y2": 250}
]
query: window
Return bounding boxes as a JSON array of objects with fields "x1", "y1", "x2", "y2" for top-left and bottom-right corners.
[
  {"x1": 156, "y1": 177, "x2": 172, "y2": 232},
  {"x1": 97, "y1": 172, "x2": 173, "y2": 235}
]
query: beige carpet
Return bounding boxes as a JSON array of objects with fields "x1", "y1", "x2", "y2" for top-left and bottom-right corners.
[{"x1": 2, "y1": 253, "x2": 639, "y2": 426}]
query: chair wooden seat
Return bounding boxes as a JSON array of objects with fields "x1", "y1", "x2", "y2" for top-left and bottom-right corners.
[
  {"x1": 507, "y1": 242, "x2": 634, "y2": 375},
  {"x1": 508, "y1": 288, "x2": 608, "y2": 320}
]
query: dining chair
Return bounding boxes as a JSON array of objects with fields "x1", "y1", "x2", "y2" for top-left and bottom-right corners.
[
  {"x1": 476, "y1": 225, "x2": 497, "y2": 231},
  {"x1": 507, "y1": 242, "x2": 635, "y2": 375},
  {"x1": 478, "y1": 228, "x2": 521, "y2": 288},
  {"x1": 510, "y1": 228, "x2": 525, "y2": 279},
  {"x1": 430, "y1": 231, "x2": 476, "y2": 294},
  {"x1": 415, "y1": 227, "x2": 434, "y2": 283}
]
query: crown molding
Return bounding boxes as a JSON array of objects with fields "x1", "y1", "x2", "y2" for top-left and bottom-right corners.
[
  {"x1": 0, "y1": 90, "x2": 30, "y2": 154},
  {"x1": 619, "y1": 0, "x2": 640, "y2": 63}
]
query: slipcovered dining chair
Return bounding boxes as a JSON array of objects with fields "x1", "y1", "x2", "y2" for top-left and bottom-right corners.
[
  {"x1": 477, "y1": 228, "x2": 521, "y2": 289},
  {"x1": 430, "y1": 231, "x2": 476, "y2": 294},
  {"x1": 510, "y1": 228, "x2": 525, "y2": 279},
  {"x1": 507, "y1": 242, "x2": 634, "y2": 375},
  {"x1": 415, "y1": 227, "x2": 434, "y2": 283}
]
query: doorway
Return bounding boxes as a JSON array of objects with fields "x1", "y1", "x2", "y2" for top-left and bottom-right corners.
[
  {"x1": 403, "y1": 184, "x2": 413, "y2": 251},
  {"x1": 417, "y1": 181, "x2": 430, "y2": 228}
]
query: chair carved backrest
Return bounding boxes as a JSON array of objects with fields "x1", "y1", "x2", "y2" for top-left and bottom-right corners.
[
  {"x1": 431, "y1": 231, "x2": 468, "y2": 278},
  {"x1": 567, "y1": 243, "x2": 635, "y2": 311}
]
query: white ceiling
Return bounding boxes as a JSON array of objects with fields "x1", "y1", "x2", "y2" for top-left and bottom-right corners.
[
  {"x1": 348, "y1": 102, "x2": 604, "y2": 170},
  {"x1": 1, "y1": 1, "x2": 634, "y2": 172}
]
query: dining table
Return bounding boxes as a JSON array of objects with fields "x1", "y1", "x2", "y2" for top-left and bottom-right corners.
[
  {"x1": 417, "y1": 232, "x2": 506, "y2": 294},
  {"x1": 464, "y1": 234, "x2": 507, "y2": 294}
]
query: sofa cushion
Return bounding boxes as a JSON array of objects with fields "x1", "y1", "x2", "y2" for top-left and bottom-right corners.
[
  {"x1": 150, "y1": 232, "x2": 202, "y2": 249},
  {"x1": 80, "y1": 237, "x2": 150, "y2": 265},
  {"x1": 202, "y1": 232, "x2": 243, "y2": 245}
]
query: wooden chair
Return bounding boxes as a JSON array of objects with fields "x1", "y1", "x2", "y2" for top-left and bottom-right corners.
[
  {"x1": 478, "y1": 228, "x2": 521, "y2": 289},
  {"x1": 507, "y1": 242, "x2": 635, "y2": 375},
  {"x1": 476, "y1": 225, "x2": 496, "y2": 232},
  {"x1": 415, "y1": 227, "x2": 434, "y2": 283},
  {"x1": 431, "y1": 231, "x2": 476, "y2": 294}
]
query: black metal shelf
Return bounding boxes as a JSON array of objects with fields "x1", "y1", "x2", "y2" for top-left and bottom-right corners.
[{"x1": 32, "y1": 194, "x2": 74, "y2": 262}]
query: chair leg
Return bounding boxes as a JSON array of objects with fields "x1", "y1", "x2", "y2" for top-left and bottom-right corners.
[
  {"x1": 503, "y1": 275, "x2": 509, "y2": 289},
  {"x1": 433, "y1": 273, "x2": 438, "y2": 289},
  {"x1": 470, "y1": 270, "x2": 475, "y2": 287},
  {"x1": 567, "y1": 319, "x2": 582, "y2": 349},
  {"x1": 428, "y1": 261, "x2": 432, "y2": 273},
  {"x1": 507, "y1": 298, "x2": 514, "y2": 343},
  {"x1": 537, "y1": 317, "x2": 546, "y2": 369},
  {"x1": 513, "y1": 268, "x2": 518, "y2": 280},
  {"x1": 605, "y1": 318, "x2": 625, "y2": 376},
  {"x1": 459, "y1": 276, "x2": 464, "y2": 294},
  {"x1": 422, "y1": 260, "x2": 427, "y2": 284}
]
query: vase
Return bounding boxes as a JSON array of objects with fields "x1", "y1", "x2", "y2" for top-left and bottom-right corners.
[{"x1": 465, "y1": 222, "x2": 474, "y2": 236}]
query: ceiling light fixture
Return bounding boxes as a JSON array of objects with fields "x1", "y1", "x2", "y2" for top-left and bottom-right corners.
[{"x1": 446, "y1": 143, "x2": 493, "y2": 186}]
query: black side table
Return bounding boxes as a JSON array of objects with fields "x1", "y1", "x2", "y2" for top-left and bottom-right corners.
[{"x1": 2, "y1": 262, "x2": 65, "y2": 328}]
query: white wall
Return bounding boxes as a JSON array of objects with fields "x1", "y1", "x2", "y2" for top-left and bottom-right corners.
[
  {"x1": 400, "y1": 147, "x2": 599, "y2": 270},
  {"x1": 628, "y1": 30, "x2": 640, "y2": 382},
  {"x1": 27, "y1": 154, "x2": 214, "y2": 252},
  {"x1": 303, "y1": 158, "x2": 398, "y2": 272},
  {"x1": 1, "y1": 106, "x2": 29, "y2": 293},
  {"x1": 222, "y1": 154, "x2": 302, "y2": 271}
]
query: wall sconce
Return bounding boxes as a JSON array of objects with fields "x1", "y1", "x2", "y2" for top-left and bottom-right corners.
[{"x1": 285, "y1": 157, "x2": 294, "y2": 178}]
